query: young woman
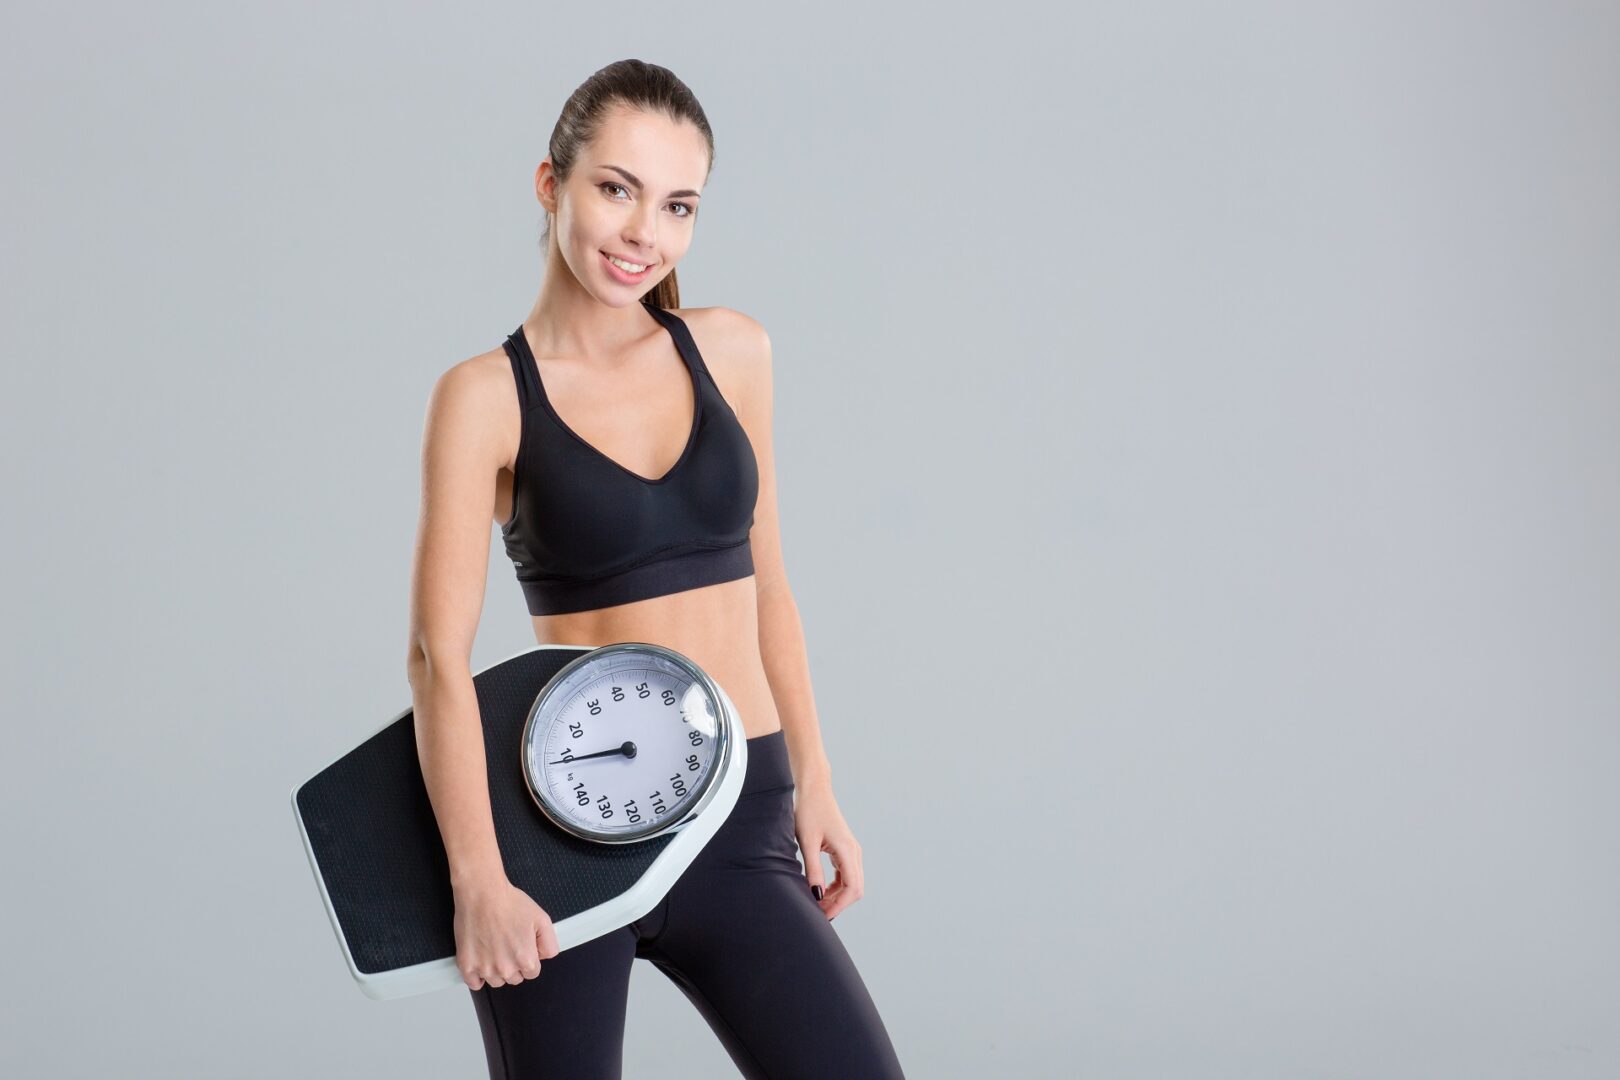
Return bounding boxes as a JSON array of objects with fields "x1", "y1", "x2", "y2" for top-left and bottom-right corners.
[{"x1": 404, "y1": 60, "x2": 907, "y2": 1079}]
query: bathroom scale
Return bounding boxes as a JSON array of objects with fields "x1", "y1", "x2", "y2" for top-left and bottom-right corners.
[{"x1": 291, "y1": 641, "x2": 748, "y2": 1000}]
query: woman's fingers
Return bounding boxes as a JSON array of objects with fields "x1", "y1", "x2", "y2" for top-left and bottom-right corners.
[
  {"x1": 800, "y1": 830, "x2": 828, "y2": 897},
  {"x1": 465, "y1": 934, "x2": 546, "y2": 991},
  {"x1": 818, "y1": 837, "x2": 865, "y2": 921},
  {"x1": 537, "y1": 918, "x2": 560, "y2": 959}
]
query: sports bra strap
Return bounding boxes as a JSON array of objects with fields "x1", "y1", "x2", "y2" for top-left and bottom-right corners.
[
  {"x1": 503, "y1": 330, "x2": 542, "y2": 410},
  {"x1": 642, "y1": 303, "x2": 711, "y2": 379}
]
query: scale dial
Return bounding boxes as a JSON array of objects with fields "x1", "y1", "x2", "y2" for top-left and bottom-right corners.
[{"x1": 519, "y1": 642, "x2": 732, "y2": 844}]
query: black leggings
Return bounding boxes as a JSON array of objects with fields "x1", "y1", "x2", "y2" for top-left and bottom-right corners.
[{"x1": 468, "y1": 730, "x2": 907, "y2": 1079}]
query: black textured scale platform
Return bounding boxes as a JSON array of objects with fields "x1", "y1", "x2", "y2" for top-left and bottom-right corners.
[{"x1": 290, "y1": 644, "x2": 744, "y2": 1000}]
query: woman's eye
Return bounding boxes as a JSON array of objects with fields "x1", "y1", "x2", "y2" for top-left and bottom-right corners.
[{"x1": 601, "y1": 182, "x2": 694, "y2": 219}]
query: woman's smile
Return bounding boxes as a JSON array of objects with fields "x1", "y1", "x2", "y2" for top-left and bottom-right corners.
[{"x1": 601, "y1": 249, "x2": 653, "y2": 282}]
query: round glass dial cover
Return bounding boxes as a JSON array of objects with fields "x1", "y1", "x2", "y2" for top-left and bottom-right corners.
[{"x1": 519, "y1": 643, "x2": 730, "y2": 844}]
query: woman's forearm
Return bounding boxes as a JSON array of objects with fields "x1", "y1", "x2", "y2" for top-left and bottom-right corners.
[
  {"x1": 756, "y1": 585, "x2": 833, "y2": 790},
  {"x1": 406, "y1": 651, "x2": 508, "y2": 891}
]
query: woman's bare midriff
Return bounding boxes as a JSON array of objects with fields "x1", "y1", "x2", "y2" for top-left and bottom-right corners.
[{"x1": 523, "y1": 573, "x2": 782, "y2": 740}]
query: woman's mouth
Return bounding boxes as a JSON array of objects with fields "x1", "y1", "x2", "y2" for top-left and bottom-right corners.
[{"x1": 601, "y1": 251, "x2": 653, "y2": 283}]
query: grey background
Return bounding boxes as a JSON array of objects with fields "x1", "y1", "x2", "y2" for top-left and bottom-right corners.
[{"x1": 3, "y1": 2, "x2": 1616, "y2": 1077}]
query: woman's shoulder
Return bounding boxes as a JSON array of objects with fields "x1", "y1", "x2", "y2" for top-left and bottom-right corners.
[
  {"x1": 674, "y1": 307, "x2": 773, "y2": 416},
  {"x1": 674, "y1": 304, "x2": 767, "y2": 340},
  {"x1": 422, "y1": 343, "x2": 523, "y2": 435},
  {"x1": 674, "y1": 306, "x2": 771, "y2": 370}
]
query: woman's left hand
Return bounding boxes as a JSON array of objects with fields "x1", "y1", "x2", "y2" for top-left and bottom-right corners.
[{"x1": 793, "y1": 781, "x2": 863, "y2": 921}]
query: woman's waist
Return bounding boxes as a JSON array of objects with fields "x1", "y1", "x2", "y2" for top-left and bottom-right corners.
[{"x1": 530, "y1": 583, "x2": 780, "y2": 736}]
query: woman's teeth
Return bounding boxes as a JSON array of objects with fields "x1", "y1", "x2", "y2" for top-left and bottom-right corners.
[{"x1": 608, "y1": 255, "x2": 648, "y2": 273}]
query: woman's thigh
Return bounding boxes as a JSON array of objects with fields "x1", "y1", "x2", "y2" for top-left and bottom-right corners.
[
  {"x1": 468, "y1": 922, "x2": 638, "y2": 1080},
  {"x1": 646, "y1": 787, "x2": 908, "y2": 1080}
]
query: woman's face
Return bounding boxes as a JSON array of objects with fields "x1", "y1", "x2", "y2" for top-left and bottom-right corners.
[{"x1": 541, "y1": 106, "x2": 709, "y2": 305}]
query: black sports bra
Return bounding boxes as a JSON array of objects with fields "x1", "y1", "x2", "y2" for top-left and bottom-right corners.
[{"x1": 498, "y1": 302, "x2": 759, "y2": 616}]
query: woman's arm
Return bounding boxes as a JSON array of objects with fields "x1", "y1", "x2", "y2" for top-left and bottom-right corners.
[
  {"x1": 404, "y1": 358, "x2": 511, "y2": 891},
  {"x1": 723, "y1": 309, "x2": 864, "y2": 919},
  {"x1": 729, "y1": 315, "x2": 832, "y2": 792}
]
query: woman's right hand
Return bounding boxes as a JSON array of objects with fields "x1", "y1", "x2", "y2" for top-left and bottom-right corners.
[{"x1": 452, "y1": 877, "x2": 560, "y2": 991}]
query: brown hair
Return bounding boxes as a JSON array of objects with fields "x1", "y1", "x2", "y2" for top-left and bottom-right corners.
[{"x1": 542, "y1": 59, "x2": 715, "y2": 311}]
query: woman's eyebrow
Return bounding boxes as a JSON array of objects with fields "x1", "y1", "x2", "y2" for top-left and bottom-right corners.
[{"x1": 601, "y1": 164, "x2": 701, "y2": 199}]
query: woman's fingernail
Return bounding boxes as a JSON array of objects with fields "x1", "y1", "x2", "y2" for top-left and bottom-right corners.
[{"x1": 811, "y1": 884, "x2": 824, "y2": 900}]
